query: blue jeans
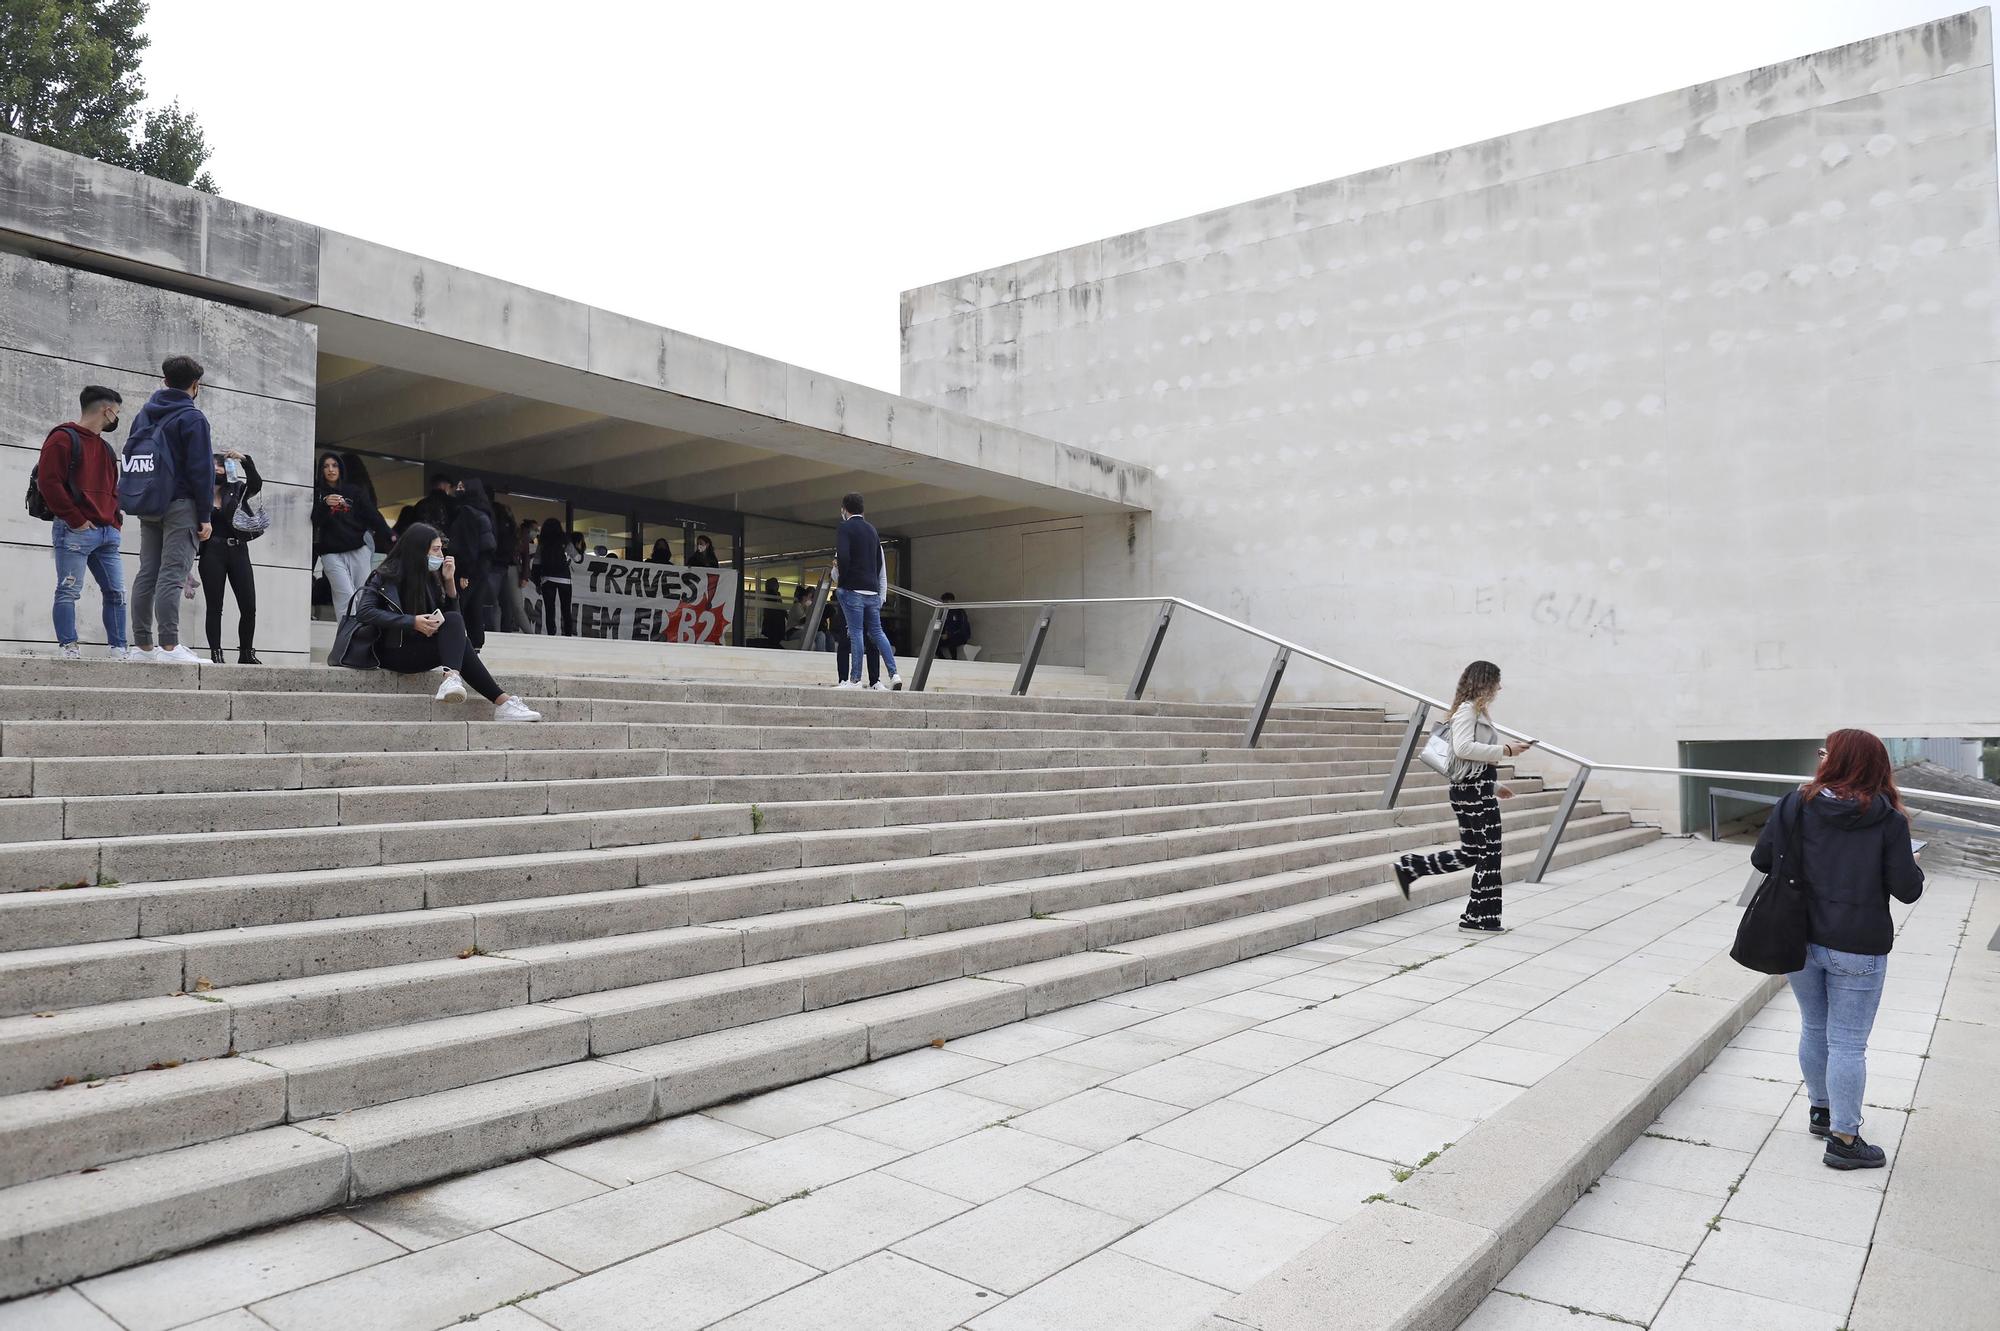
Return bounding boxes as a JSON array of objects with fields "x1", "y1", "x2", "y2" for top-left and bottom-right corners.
[
  {"x1": 1788, "y1": 943, "x2": 1887, "y2": 1136},
  {"x1": 52, "y1": 520, "x2": 127, "y2": 649},
  {"x1": 836, "y1": 589, "x2": 897, "y2": 682}
]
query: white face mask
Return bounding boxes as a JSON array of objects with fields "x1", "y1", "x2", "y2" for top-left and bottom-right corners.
[{"x1": 426, "y1": 554, "x2": 445, "y2": 572}]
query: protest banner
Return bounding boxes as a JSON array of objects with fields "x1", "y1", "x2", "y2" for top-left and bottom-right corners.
[{"x1": 573, "y1": 554, "x2": 737, "y2": 643}]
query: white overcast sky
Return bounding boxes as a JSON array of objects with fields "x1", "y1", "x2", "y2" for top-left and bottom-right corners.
[{"x1": 140, "y1": 0, "x2": 1980, "y2": 392}]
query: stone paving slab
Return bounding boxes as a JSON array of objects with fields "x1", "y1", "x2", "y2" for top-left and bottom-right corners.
[{"x1": 9, "y1": 838, "x2": 1835, "y2": 1331}]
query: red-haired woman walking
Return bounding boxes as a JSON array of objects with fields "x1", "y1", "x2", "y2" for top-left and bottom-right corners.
[{"x1": 1752, "y1": 729, "x2": 1925, "y2": 1170}]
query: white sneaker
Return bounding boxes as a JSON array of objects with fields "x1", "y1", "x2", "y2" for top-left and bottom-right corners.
[
  {"x1": 105, "y1": 646, "x2": 133, "y2": 662},
  {"x1": 887, "y1": 674, "x2": 904, "y2": 692},
  {"x1": 866, "y1": 681, "x2": 889, "y2": 691},
  {"x1": 493, "y1": 697, "x2": 542, "y2": 722},
  {"x1": 435, "y1": 672, "x2": 468, "y2": 703},
  {"x1": 58, "y1": 643, "x2": 81, "y2": 662},
  {"x1": 155, "y1": 644, "x2": 202, "y2": 664},
  {"x1": 834, "y1": 680, "x2": 863, "y2": 690}
]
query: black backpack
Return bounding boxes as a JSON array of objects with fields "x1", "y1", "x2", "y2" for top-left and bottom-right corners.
[{"x1": 25, "y1": 427, "x2": 82, "y2": 522}]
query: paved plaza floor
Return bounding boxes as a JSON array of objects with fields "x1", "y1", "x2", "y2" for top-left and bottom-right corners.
[{"x1": 3, "y1": 837, "x2": 1979, "y2": 1331}]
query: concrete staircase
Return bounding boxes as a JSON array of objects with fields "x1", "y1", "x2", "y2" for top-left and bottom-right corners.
[{"x1": 0, "y1": 657, "x2": 1658, "y2": 1297}]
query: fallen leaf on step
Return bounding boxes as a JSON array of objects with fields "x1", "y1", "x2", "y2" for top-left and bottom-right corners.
[
  {"x1": 931, "y1": 1038, "x2": 946, "y2": 1049},
  {"x1": 193, "y1": 978, "x2": 214, "y2": 992}
]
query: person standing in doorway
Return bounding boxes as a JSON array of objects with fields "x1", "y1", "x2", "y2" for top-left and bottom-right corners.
[
  {"x1": 536, "y1": 517, "x2": 575, "y2": 636},
  {"x1": 1390, "y1": 660, "x2": 1535, "y2": 930},
  {"x1": 489, "y1": 492, "x2": 522, "y2": 633},
  {"x1": 313, "y1": 453, "x2": 394, "y2": 619},
  {"x1": 1753, "y1": 729, "x2": 1924, "y2": 1170},
  {"x1": 939, "y1": 592, "x2": 972, "y2": 660},
  {"x1": 123, "y1": 356, "x2": 214, "y2": 664},
  {"x1": 647, "y1": 538, "x2": 674, "y2": 565},
  {"x1": 833, "y1": 492, "x2": 899, "y2": 691},
  {"x1": 199, "y1": 449, "x2": 263, "y2": 663},
  {"x1": 687, "y1": 534, "x2": 720, "y2": 568},
  {"x1": 39, "y1": 385, "x2": 128, "y2": 660},
  {"x1": 446, "y1": 478, "x2": 498, "y2": 649}
]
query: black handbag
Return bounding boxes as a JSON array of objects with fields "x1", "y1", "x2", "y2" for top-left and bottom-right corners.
[
  {"x1": 328, "y1": 589, "x2": 380, "y2": 670},
  {"x1": 1730, "y1": 794, "x2": 1811, "y2": 974}
]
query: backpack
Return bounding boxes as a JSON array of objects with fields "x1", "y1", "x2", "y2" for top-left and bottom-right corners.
[
  {"x1": 25, "y1": 427, "x2": 82, "y2": 522},
  {"x1": 117, "y1": 410, "x2": 181, "y2": 518}
]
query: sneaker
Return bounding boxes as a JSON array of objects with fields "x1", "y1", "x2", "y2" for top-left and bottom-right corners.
[
  {"x1": 887, "y1": 674, "x2": 904, "y2": 692},
  {"x1": 1393, "y1": 860, "x2": 1416, "y2": 900},
  {"x1": 434, "y1": 672, "x2": 468, "y2": 703},
  {"x1": 835, "y1": 680, "x2": 864, "y2": 690},
  {"x1": 1458, "y1": 915, "x2": 1504, "y2": 933},
  {"x1": 105, "y1": 645, "x2": 134, "y2": 662},
  {"x1": 493, "y1": 697, "x2": 542, "y2": 723},
  {"x1": 58, "y1": 643, "x2": 81, "y2": 662},
  {"x1": 1824, "y1": 1134, "x2": 1886, "y2": 1170},
  {"x1": 154, "y1": 644, "x2": 203, "y2": 665},
  {"x1": 1808, "y1": 1105, "x2": 1831, "y2": 1139},
  {"x1": 867, "y1": 681, "x2": 890, "y2": 691}
]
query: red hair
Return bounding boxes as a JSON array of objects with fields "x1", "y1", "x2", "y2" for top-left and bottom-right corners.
[{"x1": 1804, "y1": 728, "x2": 1904, "y2": 815}]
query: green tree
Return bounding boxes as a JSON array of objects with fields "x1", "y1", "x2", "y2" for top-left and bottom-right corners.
[{"x1": 0, "y1": 0, "x2": 218, "y2": 192}]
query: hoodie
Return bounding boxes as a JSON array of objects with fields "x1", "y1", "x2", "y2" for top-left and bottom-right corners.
[
  {"x1": 130, "y1": 389, "x2": 215, "y2": 523},
  {"x1": 1752, "y1": 788, "x2": 1925, "y2": 955}
]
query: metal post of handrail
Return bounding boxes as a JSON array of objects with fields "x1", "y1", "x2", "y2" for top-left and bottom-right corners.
[
  {"x1": 798, "y1": 575, "x2": 833, "y2": 652},
  {"x1": 1012, "y1": 605, "x2": 1055, "y2": 697},
  {"x1": 1380, "y1": 704, "x2": 1430, "y2": 811},
  {"x1": 909, "y1": 607, "x2": 946, "y2": 693},
  {"x1": 1126, "y1": 601, "x2": 1174, "y2": 702},
  {"x1": 1528, "y1": 765, "x2": 1591, "y2": 884},
  {"x1": 1244, "y1": 647, "x2": 1290, "y2": 749}
]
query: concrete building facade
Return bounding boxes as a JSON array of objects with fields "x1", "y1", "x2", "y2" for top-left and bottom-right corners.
[{"x1": 900, "y1": 9, "x2": 2000, "y2": 827}]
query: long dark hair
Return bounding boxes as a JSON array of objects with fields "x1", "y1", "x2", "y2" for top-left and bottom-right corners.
[
  {"x1": 314, "y1": 452, "x2": 345, "y2": 494},
  {"x1": 339, "y1": 452, "x2": 377, "y2": 505},
  {"x1": 1805, "y1": 729, "x2": 1905, "y2": 815},
  {"x1": 1447, "y1": 660, "x2": 1502, "y2": 718},
  {"x1": 374, "y1": 522, "x2": 445, "y2": 614},
  {"x1": 539, "y1": 517, "x2": 566, "y2": 553}
]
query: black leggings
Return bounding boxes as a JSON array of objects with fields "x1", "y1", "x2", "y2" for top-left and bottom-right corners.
[
  {"x1": 375, "y1": 611, "x2": 504, "y2": 703},
  {"x1": 198, "y1": 538, "x2": 257, "y2": 655},
  {"x1": 540, "y1": 581, "x2": 574, "y2": 635},
  {"x1": 456, "y1": 568, "x2": 488, "y2": 650},
  {"x1": 836, "y1": 635, "x2": 880, "y2": 685}
]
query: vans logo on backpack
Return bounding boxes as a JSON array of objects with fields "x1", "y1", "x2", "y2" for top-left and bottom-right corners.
[{"x1": 123, "y1": 455, "x2": 156, "y2": 474}]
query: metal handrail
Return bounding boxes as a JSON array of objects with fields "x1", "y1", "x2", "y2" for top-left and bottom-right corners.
[{"x1": 790, "y1": 580, "x2": 2000, "y2": 881}]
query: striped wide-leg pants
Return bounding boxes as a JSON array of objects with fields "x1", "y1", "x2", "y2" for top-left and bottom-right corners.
[{"x1": 1396, "y1": 764, "x2": 1504, "y2": 922}]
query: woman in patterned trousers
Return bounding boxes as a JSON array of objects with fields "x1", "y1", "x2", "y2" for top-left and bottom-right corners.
[{"x1": 1391, "y1": 660, "x2": 1538, "y2": 932}]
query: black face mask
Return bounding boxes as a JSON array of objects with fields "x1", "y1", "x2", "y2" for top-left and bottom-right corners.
[{"x1": 103, "y1": 416, "x2": 120, "y2": 434}]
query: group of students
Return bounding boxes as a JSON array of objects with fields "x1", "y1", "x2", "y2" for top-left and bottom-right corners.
[
  {"x1": 1399, "y1": 658, "x2": 1925, "y2": 1174},
  {"x1": 35, "y1": 357, "x2": 266, "y2": 664}
]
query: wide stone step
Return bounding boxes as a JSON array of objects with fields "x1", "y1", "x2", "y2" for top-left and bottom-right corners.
[
  {"x1": 0, "y1": 684, "x2": 1398, "y2": 741},
  {"x1": 10, "y1": 746, "x2": 674, "y2": 798},
  {"x1": 0, "y1": 821, "x2": 1655, "y2": 1297},
  {"x1": 0, "y1": 801, "x2": 1611, "y2": 1099}
]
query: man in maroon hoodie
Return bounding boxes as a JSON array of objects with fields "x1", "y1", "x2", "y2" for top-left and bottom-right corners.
[{"x1": 40, "y1": 385, "x2": 129, "y2": 661}]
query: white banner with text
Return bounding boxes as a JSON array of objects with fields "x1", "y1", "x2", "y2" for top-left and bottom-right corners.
[{"x1": 574, "y1": 555, "x2": 738, "y2": 644}]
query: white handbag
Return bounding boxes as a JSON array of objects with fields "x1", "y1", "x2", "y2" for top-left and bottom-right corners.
[{"x1": 1419, "y1": 719, "x2": 1455, "y2": 776}]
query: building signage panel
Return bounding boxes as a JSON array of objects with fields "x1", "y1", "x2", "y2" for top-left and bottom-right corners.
[{"x1": 575, "y1": 555, "x2": 737, "y2": 644}]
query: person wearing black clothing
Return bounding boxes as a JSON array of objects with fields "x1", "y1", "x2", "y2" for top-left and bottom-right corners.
[
  {"x1": 648, "y1": 538, "x2": 675, "y2": 565},
  {"x1": 749, "y1": 577, "x2": 788, "y2": 649},
  {"x1": 939, "y1": 592, "x2": 972, "y2": 660},
  {"x1": 1752, "y1": 728, "x2": 1924, "y2": 1171},
  {"x1": 349, "y1": 523, "x2": 541, "y2": 720},
  {"x1": 313, "y1": 453, "x2": 395, "y2": 618},
  {"x1": 200, "y1": 449, "x2": 263, "y2": 663},
  {"x1": 395, "y1": 474, "x2": 457, "y2": 538},
  {"x1": 687, "y1": 534, "x2": 720, "y2": 568},
  {"x1": 446, "y1": 478, "x2": 498, "y2": 649},
  {"x1": 828, "y1": 596, "x2": 881, "y2": 687},
  {"x1": 535, "y1": 517, "x2": 576, "y2": 636},
  {"x1": 489, "y1": 495, "x2": 522, "y2": 633}
]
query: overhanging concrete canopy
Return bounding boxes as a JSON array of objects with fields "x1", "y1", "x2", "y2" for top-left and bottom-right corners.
[{"x1": 0, "y1": 131, "x2": 1151, "y2": 536}]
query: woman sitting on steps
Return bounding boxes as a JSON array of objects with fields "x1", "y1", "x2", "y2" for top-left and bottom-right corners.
[
  {"x1": 348, "y1": 523, "x2": 541, "y2": 721},
  {"x1": 1391, "y1": 659, "x2": 1537, "y2": 931}
]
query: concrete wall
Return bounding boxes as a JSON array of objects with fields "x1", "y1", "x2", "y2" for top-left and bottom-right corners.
[
  {"x1": 0, "y1": 251, "x2": 317, "y2": 660},
  {"x1": 900, "y1": 9, "x2": 2000, "y2": 828}
]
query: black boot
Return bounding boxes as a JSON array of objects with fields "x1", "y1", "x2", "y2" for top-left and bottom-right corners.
[
  {"x1": 208, "y1": 647, "x2": 225, "y2": 664},
  {"x1": 1393, "y1": 860, "x2": 1416, "y2": 899},
  {"x1": 238, "y1": 650, "x2": 262, "y2": 665}
]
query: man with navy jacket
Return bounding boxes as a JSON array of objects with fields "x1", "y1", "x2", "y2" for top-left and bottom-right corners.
[{"x1": 832, "y1": 492, "x2": 900, "y2": 691}]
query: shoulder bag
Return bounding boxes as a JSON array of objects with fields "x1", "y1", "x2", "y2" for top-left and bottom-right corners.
[{"x1": 1730, "y1": 794, "x2": 1812, "y2": 974}]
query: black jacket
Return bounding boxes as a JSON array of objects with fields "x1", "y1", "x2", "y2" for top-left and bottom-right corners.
[
  {"x1": 942, "y1": 608, "x2": 971, "y2": 644},
  {"x1": 835, "y1": 515, "x2": 883, "y2": 593},
  {"x1": 313, "y1": 483, "x2": 394, "y2": 556},
  {"x1": 448, "y1": 503, "x2": 497, "y2": 578},
  {"x1": 352, "y1": 570, "x2": 455, "y2": 657},
  {"x1": 1752, "y1": 789, "x2": 1925, "y2": 955}
]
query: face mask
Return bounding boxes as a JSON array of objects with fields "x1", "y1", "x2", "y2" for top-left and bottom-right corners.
[
  {"x1": 103, "y1": 416, "x2": 120, "y2": 433},
  {"x1": 426, "y1": 555, "x2": 445, "y2": 572}
]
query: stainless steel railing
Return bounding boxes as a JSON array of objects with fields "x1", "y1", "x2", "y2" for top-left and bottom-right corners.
[{"x1": 794, "y1": 577, "x2": 2000, "y2": 883}]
